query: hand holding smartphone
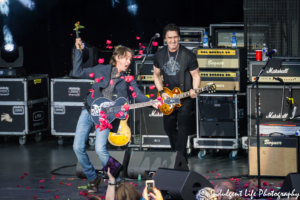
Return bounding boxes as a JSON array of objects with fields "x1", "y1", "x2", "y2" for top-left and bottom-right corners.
[{"x1": 146, "y1": 180, "x2": 155, "y2": 194}]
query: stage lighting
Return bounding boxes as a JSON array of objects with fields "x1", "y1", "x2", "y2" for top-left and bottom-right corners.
[
  {"x1": 0, "y1": 0, "x2": 9, "y2": 16},
  {"x1": 127, "y1": 3, "x2": 138, "y2": 15},
  {"x1": 17, "y1": 0, "x2": 35, "y2": 10}
]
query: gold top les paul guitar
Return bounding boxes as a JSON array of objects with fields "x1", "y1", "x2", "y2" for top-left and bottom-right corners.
[{"x1": 157, "y1": 83, "x2": 216, "y2": 115}]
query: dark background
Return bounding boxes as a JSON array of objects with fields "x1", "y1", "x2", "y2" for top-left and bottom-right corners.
[{"x1": 0, "y1": 0, "x2": 243, "y2": 78}]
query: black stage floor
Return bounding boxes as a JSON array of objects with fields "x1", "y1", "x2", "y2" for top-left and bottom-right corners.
[{"x1": 0, "y1": 135, "x2": 286, "y2": 200}]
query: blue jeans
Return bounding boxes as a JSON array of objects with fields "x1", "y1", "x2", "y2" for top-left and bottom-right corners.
[{"x1": 73, "y1": 109, "x2": 110, "y2": 181}]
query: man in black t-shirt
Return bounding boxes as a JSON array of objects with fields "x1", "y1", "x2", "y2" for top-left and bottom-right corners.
[{"x1": 153, "y1": 23, "x2": 200, "y2": 160}]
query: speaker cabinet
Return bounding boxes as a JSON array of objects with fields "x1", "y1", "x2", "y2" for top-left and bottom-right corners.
[
  {"x1": 248, "y1": 137, "x2": 298, "y2": 177},
  {"x1": 154, "y1": 168, "x2": 213, "y2": 200},
  {"x1": 127, "y1": 151, "x2": 188, "y2": 179},
  {"x1": 76, "y1": 150, "x2": 130, "y2": 179}
]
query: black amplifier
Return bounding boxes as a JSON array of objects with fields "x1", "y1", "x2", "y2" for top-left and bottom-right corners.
[
  {"x1": 247, "y1": 85, "x2": 300, "y2": 136},
  {"x1": 193, "y1": 48, "x2": 247, "y2": 69},
  {"x1": 249, "y1": 61, "x2": 300, "y2": 83},
  {"x1": 199, "y1": 70, "x2": 247, "y2": 92},
  {"x1": 133, "y1": 60, "x2": 163, "y2": 82}
]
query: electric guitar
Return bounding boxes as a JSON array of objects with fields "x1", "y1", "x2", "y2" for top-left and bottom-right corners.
[
  {"x1": 90, "y1": 97, "x2": 180, "y2": 124},
  {"x1": 108, "y1": 116, "x2": 131, "y2": 147},
  {"x1": 157, "y1": 83, "x2": 216, "y2": 115}
]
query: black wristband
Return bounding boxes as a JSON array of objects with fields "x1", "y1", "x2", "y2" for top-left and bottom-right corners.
[{"x1": 159, "y1": 90, "x2": 164, "y2": 96}]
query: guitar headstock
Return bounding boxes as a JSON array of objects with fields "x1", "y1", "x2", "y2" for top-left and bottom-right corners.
[
  {"x1": 163, "y1": 98, "x2": 180, "y2": 105},
  {"x1": 203, "y1": 82, "x2": 216, "y2": 93}
]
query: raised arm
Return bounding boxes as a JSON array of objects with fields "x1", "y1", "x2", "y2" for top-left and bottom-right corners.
[{"x1": 72, "y1": 38, "x2": 97, "y2": 79}]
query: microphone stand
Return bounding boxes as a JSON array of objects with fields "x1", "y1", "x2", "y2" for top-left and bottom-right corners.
[
  {"x1": 136, "y1": 37, "x2": 155, "y2": 151},
  {"x1": 251, "y1": 56, "x2": 272, "y2": 198}
]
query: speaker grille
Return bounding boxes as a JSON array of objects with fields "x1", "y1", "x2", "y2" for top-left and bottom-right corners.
[{"x1": 244, "y1": 0, "x2": 300, "y2": 58}]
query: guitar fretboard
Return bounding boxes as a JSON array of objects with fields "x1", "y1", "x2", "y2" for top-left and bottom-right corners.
[
  {"x1": 174, "y1": 88, "x2": 203, "y2": 99},
  {"x1": 128, "y1": 101, "x2": 156, "y2": 110}
]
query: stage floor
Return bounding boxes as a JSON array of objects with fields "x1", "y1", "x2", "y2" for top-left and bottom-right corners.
[{"x1": 0, "y1": 135, "x2": 286, "y2": 200}]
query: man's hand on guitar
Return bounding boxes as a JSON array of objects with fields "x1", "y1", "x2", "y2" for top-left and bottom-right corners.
[
  {"x1": 152, "y1": 100, "x2": 162, "y2": 109},
  {"x1": 162, "y1": 93, "x2": 170, "y2": 100},
  {"x1": 75, "y1": 38, "x2": 83, "y2": 50},
  {"x1": 189, "y1": 89, "x2": 197, "y2": 98}
]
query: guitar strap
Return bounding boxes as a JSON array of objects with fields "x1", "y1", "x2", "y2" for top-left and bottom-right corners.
[{"x1": 179, "y1": 46, "x2": 186, "y2": 92}]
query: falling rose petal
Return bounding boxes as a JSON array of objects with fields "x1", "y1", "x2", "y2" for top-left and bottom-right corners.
[
  {"x1": 67, "y1": 183, "x2": 71, "y2": 186},
  {"x1": 136, "y1": 37, "x2": 140, "y2": 40},
  {"x1": 98, "y1": 58, "x2": 104, "y2": 64},
  {"x1": 211, "y1": 171, "x2": 214, "y2": 173},
  {"x1": 101, "y1": 196, "x2": 105, "y2": 199},
  {"x1": 216, "y1": 173, "x2": 220, "y2": 176},
  {"x1": 89, "y1": 73, "x2": 95, "y2": 78},
  {"x1": 40, "y1": 180, "x2": 45, "y2": 183},
  {"x1": 230, "y1": 178, "x2": 234, "y2": 181},
  {"x1": 215, "y1": 176, "x2": 218, "y2": 178},
  {"x1": 216, "y1": 169, "x2": 218, "y2": 171},
  {"x1": 133, "y1": 184, "x2": 138, "y2": 186},
  {"x1": 106, "y1": 45, "x2": 109, "y2": 48},
  {"x1": 166, "y1": 84, "x2": 169, "y2": 86},
  {"x1": 157, "y1": 96, "x2": 162, "y2": 101},
  {"x1": 17, "y1": 185, "x2": 21, "y2": 187},
  {"x1": 235, "y1": 178, "x2": 240, "y2": 181},
  {"x1": 129, "y1": 86, "x2": 134, "y2": 91},
  {"x1": 89, "y1": 89, "x2": 94, "y2": 93},
  {"x1": 24, "y1": 173, "x2": 29, "y2": 175},
  {"x1": 52, "y1": 175, "x2": 56, "y2": 178},
  {"x1": 59, "y1": 182, "x2": 63, "y2": 185},
  {"x1": 149, "y1": 85, "x2": 156, "y2": 90},
  {"x1": 270, "y1": 188, "x2": 274, "y2": 191},
  {"x1": 110, "y1": 79, "x2": 114, "y2": 85},
  {"x1": 139, "y1": 43, "x2": 141, "y2": 46},
  {"x1": 141, "y1": 46, "x2": 146, "y2": 49},
  {"x1": 211, "y1": 183, "x2": 214, "y2": 185},
  {"x1": 52, "y1": 178, "x2": 55, "y2": 180},
  {"x1": 91, "y1": 93, "x2": 94, "y2": 98},
  {"x1": 108, "y1": 46, "x2": 113, "y2": 49},
  {"x1": 150, "y1": 94, "x2": 154, "y2": 97},
  {"x1": 235, "y1": 186, "x2": 238, "y2": 189},
  {"x1": 40, "y1": 186, "x2": 44, "y2": 188},
  {"x1": 139, "y1": 50, "x2": 144, "y2": 55},
  {"x1": 106, "y1": 40, "x2": 112, "y2": 45},
  {"x1": 33, "y1": 197, "x2": 37, "y2": 199},
  {"x1": 95, "y1": 124, "x2": 99, "y2": 129},
  {"x1": 132, "y1": 92, "x2": 137, "y2": 98},
  {"x1": 115, "y1": 113, "x2": 120, "y2": 118},
  {"x1": 120, "y1": 76, "x2": 124, "y2": 79},
  {"x1": 263, "y1": 182, "x2": 268, "y2": 186},
  {"x1": 205, "y1": 177, "x2": 208, "y2": 179},
  {"x1": 83, "y1": 179, "x2": 86, "y2": 181},
  {"x1": 130, "y1": 182, "x2": 133, "y2": 185},
  {"x1": 54, "y1": 195, "x2": 59, "y2": 199},
  {"x1": 253, "y1": 180, "x2": 256, "y2": 182},
  {"x1": 125, "y1": 75, "x2": 135, "y2": 82},
  {"x1": 118, "y1": 111, "x2": 124, "y2": 116},
  {"x1": 70, "y1": 34, "x2": 73, "y2": 36},
  {"x1": 100, "y1": 77, "x2": 104, "y2": 80},
  {"x1": 152, "y1": 41, "x2": 158, "y2": 47},
  {"x1": 125, "y1": 114, "x2": 129, "y2": 119},
  {"x1": 123, "y1": 104, "x2": 130, "y2": 111},
  {"x1": 47, "y1": 190, "x2": 50, "y2": 192},
  {"x1": 107, "y1": 123, "x2": 113, "y2": 130},
  {"x1": 95, "y1": 78, "x2": 100, "y2": 83},
  {"x1": 20, "y1": 176, "x2": 24, "y2": 179},
  {"x1": 26, "y1": 187, "x2": 30, "y2": 189},
  {"x1": 207, "y1": 171, "x2": 209, "y2": 173}
]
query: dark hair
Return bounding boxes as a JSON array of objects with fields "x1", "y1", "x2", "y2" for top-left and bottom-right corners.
[
  {"x1": 110, "y1": 46, "x2": 134, "y2": 66},
  {"x1": 163, "y1": 23, "x2": 180, "y2": 39}
]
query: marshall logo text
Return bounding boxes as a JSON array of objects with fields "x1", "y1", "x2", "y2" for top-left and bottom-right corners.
[
  {"x1": 266, "y1": 67, "x2": 289, "y2": 74},
  {"x1": 207, "y1": 60, "x2": 224, "y2": 66},
  {"x1": 265, "y1": 112, "x2": 288, "y2": 119}
]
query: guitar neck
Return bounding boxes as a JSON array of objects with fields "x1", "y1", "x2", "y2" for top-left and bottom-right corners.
[
  {"x1": 175, "y1": 88, "x2": 203, "y2": 99},
  {"x1": 128, "y1": 101, "x2": 157, "y2": 110}
]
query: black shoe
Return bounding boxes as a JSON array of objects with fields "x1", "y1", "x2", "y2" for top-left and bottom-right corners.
[{"x1": 88, "y1": 175, "x2": 103, "y2": 193}]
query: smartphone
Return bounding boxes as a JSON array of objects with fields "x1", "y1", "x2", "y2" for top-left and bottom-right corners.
[{"x1": 146, "y1": 180, "x2": 155, "y2": 193}]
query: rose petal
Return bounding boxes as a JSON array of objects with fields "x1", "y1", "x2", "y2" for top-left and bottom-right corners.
[
  {"x1": 89, "y1": 73, "x2": 95, "y2": 78},
  {"x1": 98, "y1": 58, "x2": 104, "y2": 64},
  {"x1": 235, "y1": 178, "x2": 240, "y2": 181},
  {"x1": 133, "y1": 55, "x2": 142, "y2": 59},
  {"x1": 95, "y1": 78, "x2": 100, "y2": 83},
  {"x1": 216, "y1": 169, "x2": 218, "y2": 171},
  {"x1": 149, "y1": 85, "x2": 155, "y2": 90},
  {"x1": 107, "y1": 123, "x2": 113, "y2": 130},
  {"x1": 91, "y1": 93, "x2": 94, "y2": 98},
  {"x1": 17, "y1": 185, "x2": 21, "y2": 187},
  {"x1": 152, "y1": 41, "x2": 158, "y2": 47},
  {"x1": 157, "y1": 96, "x2": 162, "y2": 101},
  {"x1": 26, "y1": 187, "x2": 30, "y2": 189},
  {"x1": 55, "y1": 195, "x2": 59, "y2": 199},
  {"x1": 33, "y1": 197, "x2": 37, "y2": 199},
  {"x1": 150, "y1": 94, "x2": 154, "y2": 97},
  {"x1": 118, "y1": 111, "x2": 124, "y2": 116},
  {"x1": 125, "y1": 114, "x2": 129, "y2": 119},
  {"x1": 120, "y1": 76, "x2": 124, "y2": 79},
  {"x1": 52, "y1": 178, "x2": 55, "y2": 180},
  {"x1": 211, "y1": 171, "x2": 214, "y2": 173},
  {"x1": 89, "y1": 89, "x2": 94, "y2": 93},
  {"x1": 129, "y1": 86, "x2": 134, "y2": 91},
  {"x1": 139, "y1": 43, "x2": 141, "y2": 46},
  {"x1": 136, "y1": 37, "x2": 140, "y2": 40},
  {"x1": 100, "y1": 77, "x2": 104, "y2": 80},
  {"x1": 108, "y1": 46, "x2": 113, "y2": 49},
  {"x1": 230, "y1": 178, "x2": 235, "y2": 181},
  {"x1": 263, "y1": 181, "x2": 268, "y2": 186},
  {"x1": 24, "y1": 173, "x2": 29, "y2": 175},
  {"x1": 39, "y1": 180, "x2": 45, "y2": 183},
  {"x1": 101, "y1": 196, "x2": 105, "y2": 199},
  {"x1": 67, "y1": 183, "x2": 71, "y2": 186},
  {"x1": 216, "y1": 173, "x2": 220, "y2": 176},
  {"x1": 52, "y1": 175, "x2": 56, "y2": 178},
  {"x1": 132, "y1": 92, "x2": 137, "y2": 98},
  {"x1": 166, "y1": 84, "x2": 169, "y2": 86},
  {"x1": 59, "y1": 182, "x2": 63, "y2": 185},
  {"x1": 106, "y1": 40, "x2": 112, "y2": 45},
  {"x1": 110, "y1": 80, "x2": 114, "y2": 85},
  {"x1": 40, "y1": 186, "x2": 44, "y2": 188},
  {"x1": 133, "y1": 184, "x2": 137, "y2": 186},
  {"x1": 20, "y1": 176, "x2": 24, "y2": 179},
  {"x1": 139, "y1": 50, "x2": 144, "y2": 55},
  {"x1": 207, "y1": 171, "x2": 209, "y2": 173},
  {"x1": 70, "y1": 34, "x2": 73, "y2": 36},
  {"x1": 115, "y1": 113, "x2": 120, "y2": 118}
]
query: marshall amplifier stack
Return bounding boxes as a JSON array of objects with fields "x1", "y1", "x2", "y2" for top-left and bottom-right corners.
[{"x1": 193, "y1": 48, "x2": 247, "y2": 92}]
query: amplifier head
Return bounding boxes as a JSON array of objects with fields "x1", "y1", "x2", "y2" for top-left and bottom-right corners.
[{"x1": 193, "y1": 48, "x2": 247, "y2": 70}]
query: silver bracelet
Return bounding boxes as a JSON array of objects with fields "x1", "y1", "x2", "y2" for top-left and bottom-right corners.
[{"x1": 108, "y1": 180, "x2": 117, "y2": 185}]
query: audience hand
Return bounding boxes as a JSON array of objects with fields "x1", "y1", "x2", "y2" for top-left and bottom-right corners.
[
  {"x1": 142, "y1": 187, "x2": 163, "y2": 200},
  {"x1": 107, "y1": 167, "x2": 115, "y2": 183}
]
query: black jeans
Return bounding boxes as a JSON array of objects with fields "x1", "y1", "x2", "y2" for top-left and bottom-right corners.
[{"x1": 163, "y1": 98, "x2": 196, "y2": 159}]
